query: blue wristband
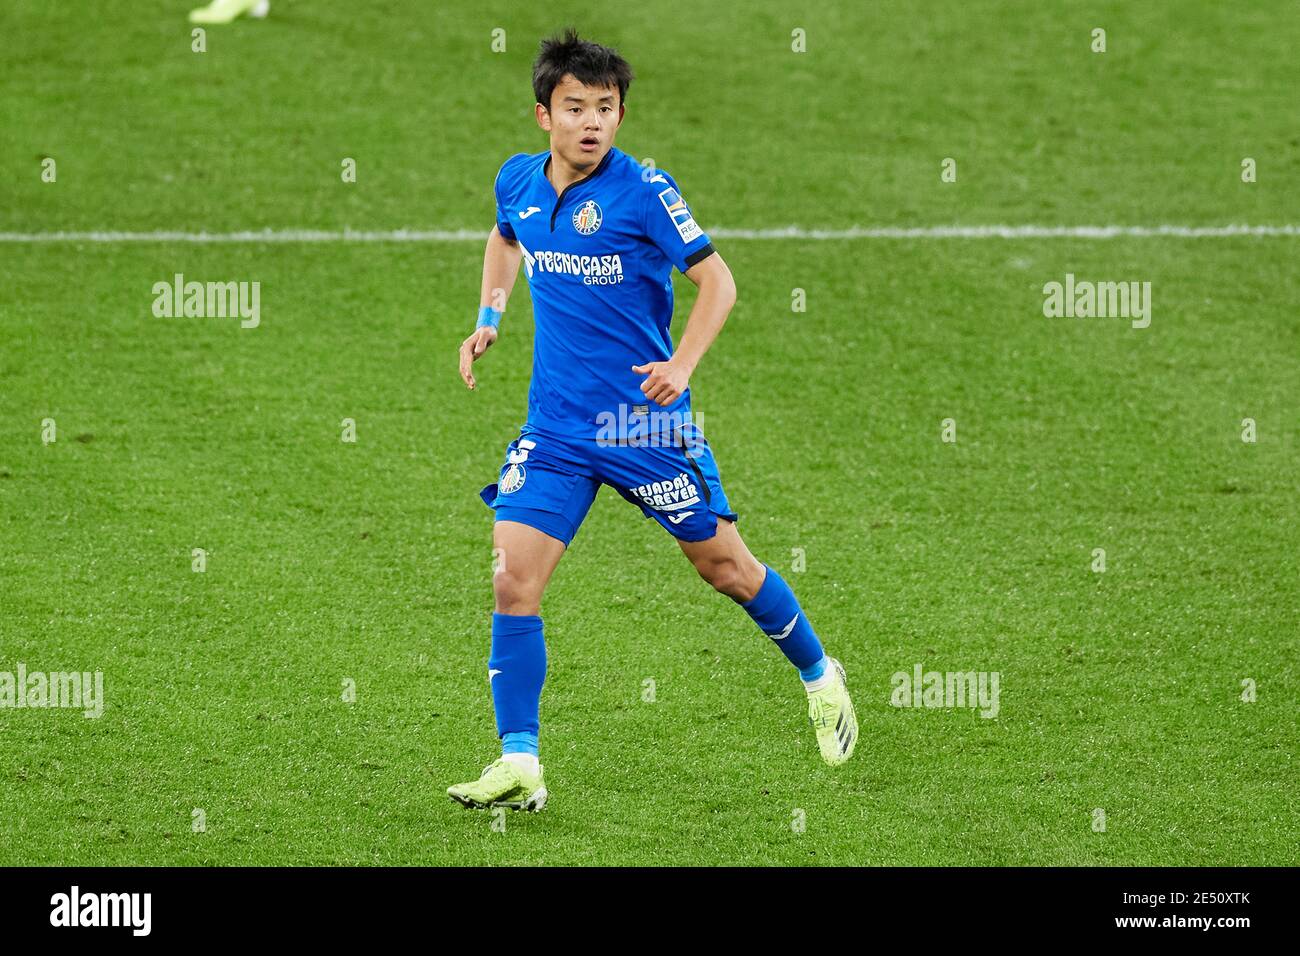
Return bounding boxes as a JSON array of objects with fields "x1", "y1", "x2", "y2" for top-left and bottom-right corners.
[{"x1": 476, "y1": 306, "x2": 502, "y2": 330}]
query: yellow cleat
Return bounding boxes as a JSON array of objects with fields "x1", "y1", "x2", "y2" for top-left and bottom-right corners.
[
  {"x1": 448, "y1": 758, "x2": 548, "y2": 812},
  {"x1": 189, "y1": 0, "x2": 269, "y2": 25},
  {"x1": 807, "y1": 657, "x2": 857, "y2": 765}
]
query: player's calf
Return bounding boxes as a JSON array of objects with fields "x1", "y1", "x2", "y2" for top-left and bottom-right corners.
[
  {"x1": 681, "y1": 523, "x2": 856, "y2": 765},
  {"x1": 736, "y1": 566, "x2": 857, "y2": 765},
  {"x1": 446, "y1": 518, "x2": 562, "y2": 809}
]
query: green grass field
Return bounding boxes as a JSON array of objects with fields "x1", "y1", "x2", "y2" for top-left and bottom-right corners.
[{"x1": 2, "y1": 0, "x2": 1296, "y2": 865}]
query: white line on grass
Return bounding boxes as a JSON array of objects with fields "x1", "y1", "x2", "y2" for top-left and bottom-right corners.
[{"x1": 0, "y1": 225, "x2": 1297, "y2": 243}]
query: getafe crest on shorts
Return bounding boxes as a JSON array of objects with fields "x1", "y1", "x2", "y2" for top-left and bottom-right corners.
[
  {"x1": 572, "y1": 200, "x2": 602, "y2": 236},
  {"x1": 500, "y1": 463, "x2": 527, "y2": 494}
]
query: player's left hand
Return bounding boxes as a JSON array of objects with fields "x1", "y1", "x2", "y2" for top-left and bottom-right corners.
[{"x1": 631, "y1": 359, "x2": 690, "y2": 406}]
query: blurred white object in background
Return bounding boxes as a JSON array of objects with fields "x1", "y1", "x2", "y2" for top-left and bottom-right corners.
[{"x1": 188, "y1": 0, "x2": 270, "y2": 24}]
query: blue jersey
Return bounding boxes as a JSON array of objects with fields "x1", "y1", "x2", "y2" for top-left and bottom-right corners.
[{"x1": 494, "y1": 147, "x2": 715, "y2": 440}]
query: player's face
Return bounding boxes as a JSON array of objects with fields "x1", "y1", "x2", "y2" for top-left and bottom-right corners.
[{"x1": 537, "y1": 74, "x2": 623, "y2": 170}]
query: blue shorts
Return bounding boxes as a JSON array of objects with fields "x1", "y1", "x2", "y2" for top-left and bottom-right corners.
[{"x1": 479, "y1": 422, "x2": 739, "y2": 546}]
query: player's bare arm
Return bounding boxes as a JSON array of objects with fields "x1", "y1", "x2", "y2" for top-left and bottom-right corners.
[
  {"x1": 632, "y1": 252, "x2": 737, "y2": 407},
  {"x1": 458, "y1": 224, "x2": 522, "y2": 390}
]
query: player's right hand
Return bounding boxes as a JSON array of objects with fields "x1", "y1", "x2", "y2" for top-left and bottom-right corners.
[{"x1": 459, "y1": 327, "x2": 498, "y2": 390}]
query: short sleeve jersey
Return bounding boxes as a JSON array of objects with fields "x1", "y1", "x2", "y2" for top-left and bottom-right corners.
[{"x1": 492, "y1": 147, "x2": 716, "y2": 439}]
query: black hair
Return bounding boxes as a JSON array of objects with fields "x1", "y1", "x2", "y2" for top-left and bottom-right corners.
[{"x1": 532, "y1": 28, "x2": 633, "y2": 111}]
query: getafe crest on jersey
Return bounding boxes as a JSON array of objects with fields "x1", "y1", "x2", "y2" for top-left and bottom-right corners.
[{"x1": 572, "y1": 199, "x2": 602, "y2": 235}]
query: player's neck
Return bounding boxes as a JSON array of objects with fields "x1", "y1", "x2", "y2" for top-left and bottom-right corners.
[{"x1": 545, "y1": 149, "x2": 602, "y2": 195}]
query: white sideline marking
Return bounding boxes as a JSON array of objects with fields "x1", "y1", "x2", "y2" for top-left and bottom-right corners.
[{"x1": 0, "y1": 224, "x2": 1296, "y2": 243}]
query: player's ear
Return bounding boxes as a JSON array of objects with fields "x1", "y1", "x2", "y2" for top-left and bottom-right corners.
[
  {"x1": 616, "y1": 103, "x2": 625, "y2": 127},
  {"x1": 535, "y1": 103, "x2": 551, "y2": 132}
]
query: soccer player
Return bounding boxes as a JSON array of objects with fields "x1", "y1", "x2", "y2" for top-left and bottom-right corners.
[{"x1": 448, "y1": 30, "x2": 857, "y2": 812}]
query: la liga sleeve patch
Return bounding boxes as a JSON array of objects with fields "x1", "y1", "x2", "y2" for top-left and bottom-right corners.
[{"x1": 657, "y1": 186, "x2": 704, "y2": 244}]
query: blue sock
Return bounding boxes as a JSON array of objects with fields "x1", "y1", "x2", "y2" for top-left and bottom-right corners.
[
  {"x1": 739, "y1": 566, "x2": 827, "y2": 679},
  {"x1": 488, "y1": 612, "x2": 546, "y2": 757},
  {"x1": 501, "y1": 731, "x2": 538, "y2": 755}
]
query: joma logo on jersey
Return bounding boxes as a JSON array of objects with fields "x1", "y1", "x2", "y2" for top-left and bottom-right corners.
[
  {"x1": 572, "y1": 200, "x2": 602, "y2": 235},
  {"x1": 630, "y1": 472, "x2": 700, "y2": 511},
  {"x1": 521, "y1": 245, "x2": 624, "y2": 285}
]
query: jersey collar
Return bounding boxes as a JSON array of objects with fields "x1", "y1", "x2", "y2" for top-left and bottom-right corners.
[
  {"x1": 539, "y1": 147, "x2": 616, "y2": 195},
  {"x1": 539, "y1": 148, "x2": 617, "y2": 231}
]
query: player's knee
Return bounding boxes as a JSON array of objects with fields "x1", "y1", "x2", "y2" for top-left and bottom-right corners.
[
  {"x1": 699, "y1": 557, "x2": 761, "y2": 603},
  {"x1": 493, "y1": 568, "x2": 543, "y2": 615}
]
